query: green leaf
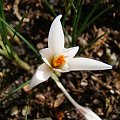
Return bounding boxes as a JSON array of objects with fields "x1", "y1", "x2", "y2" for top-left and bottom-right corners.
[
  {"x1": 0, "y1": 80, "x2": 31, "y2": 105},
  {"x1": 0, "y1": 0, "x2": 12, "y2": 54},
  {"x1": 0, "y1": 17, "x2": 38, "y2": 56},
  {"x1": 79, "y1": 32, "x2": 108, "y2": 54}
]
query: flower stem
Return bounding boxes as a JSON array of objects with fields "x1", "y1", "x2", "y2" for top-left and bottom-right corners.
[
  {"x1": 51, "y1": 73, "x2": 102, "y2": 120},
  {"x1": 52, "y1": 73, "x2": 83, "y2": 110}
]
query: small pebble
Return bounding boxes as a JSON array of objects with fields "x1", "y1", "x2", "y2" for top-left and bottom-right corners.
[
  {"x1": 36, "y1": 42, "x2": 44, "y2": 49},
  {"x1": 110, "y1": 89, "x2": 115, "y2": 94},
  {"x1": 10, "y1": 106, "x2": 18, "y2": 116},
  {"x1": 0, "y1": 56, "x2": 3, "y2": 60},
  {"x1": 35, "y1": 93, "x2": 45, "y2": 102},
  {"x1": 54, "y1": 93, "x2": 65, "y2": 108},
  {"x1": 93, "y1": 99, "x2": 100, "y2": 105},
  {"x1": 22, "y1": 106, "x2": 31, "y2": 116},
  {"x1": 80, "y1": 81, "x2": 88, "y2": 86}
]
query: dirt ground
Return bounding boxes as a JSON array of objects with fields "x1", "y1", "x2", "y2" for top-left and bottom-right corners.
[{"x1": 0, "y1": 0, "x2": 120, "y2": 120}]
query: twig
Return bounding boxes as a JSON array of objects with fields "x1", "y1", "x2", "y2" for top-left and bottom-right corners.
[
  {"x1": 91, "y1": 75, "x2": 120, "y2": 96},
  {"x1": 13, "y1": 0, "x2": 29, "y2": 22}
]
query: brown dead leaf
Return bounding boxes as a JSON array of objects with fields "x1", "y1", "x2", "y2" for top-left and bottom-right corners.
[
  {"x1": 114, "y1": 75, "x2": 120, "y2": 91},
  {"x1": 22, "y1": 84, "x2": 31, "y2": 94},
  {"x1": 55, "y1": 111, "x2": 64, "y2": 120},
  {"x1": 54, "y1": 93, "x2": 65, "y2": 108}
]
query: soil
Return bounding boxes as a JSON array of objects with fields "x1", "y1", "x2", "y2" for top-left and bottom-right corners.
[{"x1": 0, "y1": 0, "x2": 120, "y2": 120}]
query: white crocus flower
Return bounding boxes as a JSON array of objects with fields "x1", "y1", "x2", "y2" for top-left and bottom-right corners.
[
  {"x1": 29, "y1": 14, "x2": 112, "y2": 89},
  {"x1": 29, "y1": 15, "x2": 112, "y2": 120}
]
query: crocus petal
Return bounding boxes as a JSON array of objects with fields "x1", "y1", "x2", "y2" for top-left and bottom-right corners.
[
  {"x1": 80, "y1": 107, "x2": 102, "y2": 120},
  {"x1": 29, "y1": 63, "x2": 53, "y2": 89},
  {"x1": 62, "y1": 46, "x2": 79, "y2": 60},
  {"x1": 68, "y1": 58, "x2": 112, "y2": 71},
  {"x1": 53, "y1": 63, "x2": 70, "y2": 73},
  {"x1": 40, "y1": 48, "x2": 54, "y2": 66},
  {"x1": 48, "y1": 15, "x2": 64, "y2": 54}
]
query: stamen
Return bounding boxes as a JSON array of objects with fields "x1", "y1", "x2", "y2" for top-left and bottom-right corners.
[{"x1": 52, "y1": 55, "x2": 66, "y2": 67}]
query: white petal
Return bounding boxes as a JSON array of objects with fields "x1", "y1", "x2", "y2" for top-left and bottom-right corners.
[
  {"x1": 62, "y1": 46, "x2": 79, "y2": 60},
  {"x1": 40, "y1": 48, "x2": 54, "y2": 61},
  {"x1": 53, "y1": 63, "x2": 70, "y2": 73},
  {"x1": 61, "y1": 64, "x2": 70, "y2": 72},
  {"x1": 68, "y1": 58, "x2": 112, "y2": 71},
  {"x1": 39, "y1": 48, "x2": 54, "y2": 66},
  {"x1": 48, "y1": 15, "x2": 64, "y2": 54},
  {"x1": 29, "y1": 63, "x2": 53, "y2": 89},
  {"x1": 81, "y1": 107, "x2": 102, "y2": 120}
]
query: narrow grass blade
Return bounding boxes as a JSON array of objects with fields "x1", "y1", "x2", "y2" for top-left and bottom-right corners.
[
  {"x1": 62, "y1": 0, "x2": 74, "y2": 26},
  {"x1": 0, "y1": 80, "x2": 31, "y2": 105},
  {"x1": 77, "y1": 1, "x2": 100, "y2": 38},
  {"x1": 85, "y1": 5, "x2": 114, "y2": 29},
  {"x1": 0, "y1": 0, "x2": 12, "y2": 54},
  {"x1": 12, "y1": 12, "x2": 28, "y2": 40},
  {"x1": 25, "y1": 96, "x2": 31, "y2": 120},
  {"x1": 79, "y1": 32, "x2": 108, "y2": 54},
  {"x1": 44, "y1": 0, "x2": 56, "y2": 17},
  {"x1": 0, "y1": 17, "x2": 38, "y2": 55},
  {"x1": 74, "y1": 2, "x2": 113, "y2": 47},
  {"x1": 72, "y1": 0, "x2": 83, "y2": 46}
]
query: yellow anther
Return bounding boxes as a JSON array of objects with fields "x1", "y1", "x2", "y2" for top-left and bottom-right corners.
[{"x1": 52, "y1": 55, "x2": 66, "y2": 67}]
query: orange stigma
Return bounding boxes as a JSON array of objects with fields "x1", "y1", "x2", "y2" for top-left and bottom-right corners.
[{"x1": 52, "y1": 55, "x2": 66, "y2": 67}]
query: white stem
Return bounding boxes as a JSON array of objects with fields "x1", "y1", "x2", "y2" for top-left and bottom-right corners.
[
  {"x1": 52, "y1": 74, "x2": 85, "y2": 112},
  {"x1": 52, "y1": 73, "x2": 102, "y2": 120}
]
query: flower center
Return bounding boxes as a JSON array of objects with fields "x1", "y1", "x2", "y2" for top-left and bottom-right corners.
[{"x1": 52, "y1": 55, "x2": 66, "y2": 67}]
